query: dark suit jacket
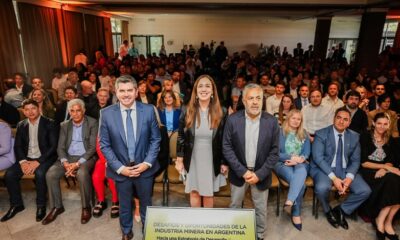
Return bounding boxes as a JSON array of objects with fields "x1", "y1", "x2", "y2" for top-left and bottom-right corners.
[
  {"x1": 310, "y1": 125, "x2": 360, "y2": 177},
  {"x1": 14, "y1": 116, "x2": 58, "y2": 164},
  {"x1": 86, "y1": 101, "x2": 110, "y2": 120},
  {"x1": 57, "y1": 116, "x2": 98, "y2": 162},
  {"x1": 158, "y1": 108, "x2": 181, "y2": 132},
  {"x1": 136, "y1": 93, "x2": 155, "y2": 106},
  {"x1": 55, "y1": 101, "x2": 69, "y2": 125},
  {"x1": 223, "y1": 110, "x2": 280, "y2": 190},
  {"x1": 177, "y1": 107, "x2": 227, "y2": 177},
  {"x1": 368, "y1": 96, "x2": 377, "y2": 111},
  {"x1": 294, "y1": 97, "x2": 308, "y2": 110},
  {"x1": 0, "y1": 101, "x2": 20, "y2": 127},
  {"x1": 100, "y1": 102, "x2": 161, "y2": 181},
  {"x1": 349, "y1": 108, "x2": 368, "y2": 134},
  {"x1": 22, "y1": 84, "x2": 33, "y2": 98}
]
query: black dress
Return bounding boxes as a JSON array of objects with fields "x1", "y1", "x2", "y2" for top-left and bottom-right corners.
[{"x1": 359, "y1": 131, "x2": 400, "y2": 218}]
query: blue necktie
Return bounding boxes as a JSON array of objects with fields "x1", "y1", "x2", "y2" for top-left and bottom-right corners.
[
  {"x1": 335, "y1": 134, "x2": 344, "y2": 179},
  {"x1": 126, "y1": 109, "x2": 135, "y2": 162}
]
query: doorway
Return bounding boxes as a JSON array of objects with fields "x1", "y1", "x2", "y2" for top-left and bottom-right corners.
[{"x1": 130, "y1": 35, "x2": 164, "y2": 56}]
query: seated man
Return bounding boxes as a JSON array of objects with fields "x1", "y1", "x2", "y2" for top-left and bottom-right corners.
[
  {"x1": 42, "y1": 99, "x2": 98, "y2": 225},
  {"x1": 310, "y1": 107, "x2": 371, "y2": 230},
  {"x1": 1, "y1": 99, "x2": 58, "y2": 222}
]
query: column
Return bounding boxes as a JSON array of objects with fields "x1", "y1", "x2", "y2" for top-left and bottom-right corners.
[{"x1": 313, "y1": 17, "x2": 332, "y2": 60}]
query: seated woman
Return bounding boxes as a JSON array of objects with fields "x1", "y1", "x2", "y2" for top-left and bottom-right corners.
[
  {"x1": 274, "y1": 94, "x2": 295, "y2": 125},
  {"x1": 368, "y1": 94, "x2": 399, "y2": 138},
  {"x1": 157, "y1": 79, "x2": 181, "y2": 107},
  {"x1": 136, "y1": 80, "x2": 155, "y2": 105},
  {"x1": 274, "y1": 109, "x2": 310, "y2": 231},
  {"x1": 92, "y1": 138, "x2": 119, "y2": 219},
  {"x1": 30, "y1": 89, "x2": 55, "y2": 119},
  {"x1": 0, "y1": 120, "x2": 15, "y2": 171},
  {"x1": 157, "y1": 90, "x2": 181, "y2": 137},
  {"x1": 359, "y1": 112, "x2": 400, "y2": 240}
]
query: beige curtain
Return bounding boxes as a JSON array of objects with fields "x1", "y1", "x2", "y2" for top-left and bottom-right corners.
[
  {"x1": 122, "y1": 20, "x2": 129, "y2": 43},
  {"x1": 103, "y1": 17, "x2": 114, "y2": 58},
  {"x1": 18, "y1": 2, "x2": 63, "y2": 88}
]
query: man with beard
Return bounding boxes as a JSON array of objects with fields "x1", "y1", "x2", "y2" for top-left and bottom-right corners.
[{"x1": 345, "y1": 91, "x2": 368, "y2": 134}]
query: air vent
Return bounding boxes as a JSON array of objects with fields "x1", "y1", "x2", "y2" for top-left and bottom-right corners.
[{"x1": 148, "y1": 18, "x2": 156, "y2": 22}]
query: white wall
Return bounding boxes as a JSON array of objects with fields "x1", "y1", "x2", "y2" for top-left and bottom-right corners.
[
  {"x1": 329, "y1": 16, "x2": 361, "y2": 39},
  {"x1": 128, "y1": 14, "x2": 317, "y2": 55}
]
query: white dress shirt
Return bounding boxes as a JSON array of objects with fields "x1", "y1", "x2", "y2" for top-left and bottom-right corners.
[
  {"x1": 27, "y1": 117, "x2": 41, "y2": 159},
  {"x1": 322, "y1": 95, "x2": 344, "y2": 112},
  {"x1": 329, "y1": 127, "x2": 354, "y2": 180},
  {"x1": 265, "y1": 94, "x2": 282, "y2": 115},
  {"x1": 301, "y1": 104, "x2": 333, "y2": 135},
  {"x1": 245, "y1": 112, "x2": 260, "y2": 168}
]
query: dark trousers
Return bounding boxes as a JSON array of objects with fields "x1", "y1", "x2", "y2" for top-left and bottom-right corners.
[
  {"x1": 115, "y1": 176, "x2": 154, "y2": 235},
  {"x1": 5, "y1": 160, "x2": 53, "y2": 207}
]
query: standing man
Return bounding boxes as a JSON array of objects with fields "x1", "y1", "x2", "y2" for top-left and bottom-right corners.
[
  {"x1": 310, "y1": 107, "x2": 371, "y2": 230},
  {"x1": 1, "y1": 99, "x2": 58, "y2": 222},
  {"x1": 223, "y1": 83, "x2": 279, "y2": 240},
  {"x1": 99, "y1": 75, "x2": 161, "y2": 240}
]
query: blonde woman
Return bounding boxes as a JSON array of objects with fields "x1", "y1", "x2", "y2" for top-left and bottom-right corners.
[
  {"x1": 274, "y1": 109, "x2": 310, "y2": 231},
  {"x1": 30, "y1": 89, "x2": 55, "y2": 119},
  {"x1": 176, "y1": 75, "x2": 228, "y2": 208}
]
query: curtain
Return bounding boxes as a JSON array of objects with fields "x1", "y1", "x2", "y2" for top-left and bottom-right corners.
[
  {"x1": 103, "y1": 17, "x2": 114, "y2": 58},
  {"x1": 122, "y1": 20, "x2": 129, "y2": 43},
  {"x1": 18, "y1": 3, "x2": 62, "y2": 88},
  {"x1": 0, "y1": 0, "x2": 24, "y2": 89},
  {"x1": 394, "y1": 23, "x2": 400, "y2": 51},
  {"x1": 63, "y1": 11, "x2": 85, "y2": 67},
  {"x1": 84, "y1": 14, "x2": 105, "y2": 62}
]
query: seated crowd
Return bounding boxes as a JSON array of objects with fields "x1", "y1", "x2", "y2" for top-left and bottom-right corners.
[{"x1": 1, "y1": 41, "x2": 400, "y2": 240}]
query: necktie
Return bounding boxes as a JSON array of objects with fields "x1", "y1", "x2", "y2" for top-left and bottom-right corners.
[
  {"x1": 303, "y1": 98, "x2": 308, "y2": 107},
  {"x1": 335, "y1": 134, "x2": 344, "y2": 179},
  {"x1": 126, "y1": 109, "x2": 136, "y2": 162}
]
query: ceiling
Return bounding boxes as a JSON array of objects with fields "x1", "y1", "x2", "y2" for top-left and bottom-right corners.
[{"x1": 54, "y1": 0, "x2": 400, "y2": 19}]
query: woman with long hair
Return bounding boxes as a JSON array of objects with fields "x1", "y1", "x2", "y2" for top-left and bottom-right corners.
[
  {"x1": 274, "y1": 94, "x2": 295, "y2": 125},
  {"x1": 30, "y1": 89, "x2": 55, "y2": 119},
  {"x1": 157, "y1": 90, "x2": 181, "y2": 137},
  {"x1": 359, "y1": 112, "x2": 400, "y2": 240},
  {"x1": 274, "y1": 109, "x2": 310, "y2": 231},
  {"x1": 176, "y1": 74, "x2": 228, "y2": 208}
]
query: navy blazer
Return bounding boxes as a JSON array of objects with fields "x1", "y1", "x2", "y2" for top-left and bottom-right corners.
[
  {"x1": 279, "y1": 128, "x2": 311, "y2": 162},
  {"x1": 99, "y1": 102, "x2": 161, "y2": 181},
  {"x1": 158, "y1": 108, "x2": 181, "y2": 132},
  {"x1": 223, "y1": 110, "x2": 280, "y2": 190},
  {"x1": 310, "y1": 125, "x2": 360, "y2": 177}
]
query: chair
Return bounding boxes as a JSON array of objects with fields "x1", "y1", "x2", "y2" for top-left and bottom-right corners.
[
  {"x1": 277, "y1": 175, "x2": 316, "y2": 216},
  {"x1": 164, "y1": 131, "x2": 182, "y2": 206},
  {"x1": 270, "y1": 172, "x2": 280, "y2": 216}
]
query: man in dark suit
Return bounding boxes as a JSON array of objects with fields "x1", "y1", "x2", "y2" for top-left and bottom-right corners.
[
  {"x1": 294, "y1": 85, "x2": 309, "y2": 110},
  {"x1": 86, "y1": 88, "x2": 110, "y2": 120},
  {"x1": 293, "y1": 42, "x2": 304, "y2": 59},
  {"x1": 1, "y1": 99, "x2": 58, "y2": 222},
  {"x1": 310, "y1": 107, "x2": 371, "y2": 230},
  {"x1": 368, "y1": 83, "x2": 385, "y2": 111},
  {"x1": 42, "y1": 99, "x2": 98, "y2": 225},
  {"x1": 55, "y1": 86, "x2": 78, "y2": 125},
  {"x1": 345, "y1": 91, "x2": 368, "y2": 134},
  {"x1": 100, "y1": 75, "x2": 161, "y2": 240},
  {"x1": 223, "y1": 83, "x2": 279, "y2": 240},
  {"x1": 14, "y1": 72, "x2": 33, "y2": 98}
]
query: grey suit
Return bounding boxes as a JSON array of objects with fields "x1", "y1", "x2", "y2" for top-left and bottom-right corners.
[{"x1": 46, "y1": 116, "x2": 98, "y2": 209}]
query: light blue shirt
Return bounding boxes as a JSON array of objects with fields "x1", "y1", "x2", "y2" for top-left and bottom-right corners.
[
  {"x1": 329, "y1": 127, "x2": 354, "y2": 180},
  {"x1": 165, "y1": 109, "x2": 174, "y2": 132},
  {"x1": 61, "y1": 121, "x2": 87, "y2": 164}
]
